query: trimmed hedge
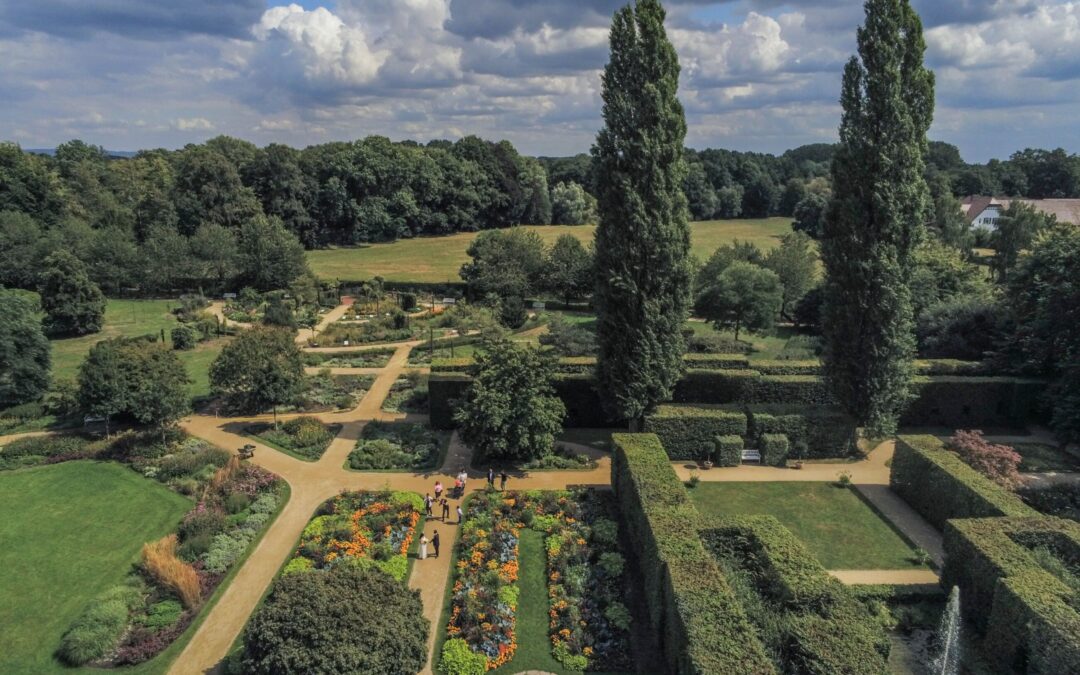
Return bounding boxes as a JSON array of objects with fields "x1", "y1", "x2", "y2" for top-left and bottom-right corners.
[
  {"x1": 428, "y1": 372, "x2": 471, "y2": 430},
  {"x1": 890, "y1": 436, "x2": 1038, "y2": 530},
  {"x1": 846, "y1": 584, "x2": 945, "y2": 604},
  {"x1": 749, "y1": 375, "x2": 835, "y2": 406},
  {"x1": 913, "y1": 359, "x2": 988, "y2": 376},
  {"x1": 682, "y1": 353, "x2": 751, "y2": 370},
  {"x1": 554, "y1": 374, "x2": 620, "y2": 428},
  {"x1": 643, "y1": 405, "x2": 747, "y2": 461},
  {"x1": 759, "y1": 434, "x2": 789, "y2": 467},
  {"x1": 746, "y1": 405, "x2": 855, "y2": 459},
  {"x1": 754, "y1": 360, "x2": 821, "y2": 376},
  {"x1": 942, "y1": 517, "x2": 1080, "y2": 673},
  {"x1": 673, "y1": 369, "x2": 760, "y2": 404},
  {"x1": 429, "y1": 358, "x2": 476, "y2": 374},
  {"x1": 701, "y1": 516, "x2": 891, "y2": 675},
  {"x1": 611, "y1": 434, "x2": 776, "y2": 675},
  {"x1": 901, "y1": 376, "x2": 1044, "y2": 427},
  {"x1": 714, "y1": 435, "x2": 744, "y2": 467},
  {"x1": 556, "y1": 356, "x2": 596, "y2": 374}
]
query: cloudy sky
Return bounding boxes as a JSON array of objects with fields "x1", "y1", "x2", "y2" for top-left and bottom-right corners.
[{"x1": 1, "y1": 0, "x2": 1077, "y2": 162}]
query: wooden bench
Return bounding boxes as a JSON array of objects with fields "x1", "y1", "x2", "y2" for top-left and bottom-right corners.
[
  {"x1": 741, "y1": 449, "x2": 762, "y2": 464},
  {"x1": 238, "y1": 444, "x2": 256, "y2": 460}
]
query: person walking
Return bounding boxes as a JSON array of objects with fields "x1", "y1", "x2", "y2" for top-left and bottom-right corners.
[
  {"x1": 434, "y1": 480, "x2": 443, "y2": 500},
  {"x1": 419, "y1": 534, "x2": 428, "y2": 560},
  {"x1": 424, "y1": 493, "x2": 433, "y2": 517},
  {"x1": 456, "y1": 505, "x2": 463, "y2": 524},
  {"x1": 487, "y1": 467, "x2": 495, "y2": 487},
  {"x1": 500, "y1": 471, "x2": 508, "y2": 491},
  {"x1": 432, "y1": 531, "x2": 440, "y2": 558},
  {"x1": 441, "y1": 498, "x2": 450, "y2": 521}
]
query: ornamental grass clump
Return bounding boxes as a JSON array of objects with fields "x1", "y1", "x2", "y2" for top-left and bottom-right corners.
[{"x1": 141, "y1": 535, "x2": 201, "y2": 609}]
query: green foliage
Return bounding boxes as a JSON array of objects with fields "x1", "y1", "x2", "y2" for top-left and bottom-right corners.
[
  {"x1": 348, "y1": 422, "x2": 443, "y2": 471},
  {"x1": 544, "y1": 233, "x2": 594, "y2": 305},
  {"x1": 550, "y1": 181, "x2": 598, "y2": 225},
  {"x1": 170, "y1": 325, "x2": 196, "y2": 351},
  {"x1": 57, "y1": 585, "x2": 142, "y2": 665},
  {"x1": 821, "y1": 0, "x2": 934, "y2": 435},
  {"x1": 0, "y1": 289, "x2": 50, "y2": 407},
  {"x1": 746, "y1": 405, "x2": 855, "y2": 460},
  {"x1": 643, "y1": 404, "x2": 747, "y2": 461},
  {"x1": 673, "y1": 369, "x2": 760, "y2": 403},
  {"x1": 238, "y1": 216, "x2": 309, "y2": 292},
  {"x1": 439, "y1": 638, "x2": 488, "y2": 675},
  {"x1": 695, "y1": 261, "x2": 782, "y2": 342},
  {"x1": 77, "y1": 336, "x2": 191, "y2": 437},
  {"x1": 210, "y1": 327, "x2": 304, "y2": 415},
  {"x1": 243, "y1": 564, "x2": 428, "y2": 675},
  {"x1": 682, "y1": 353, "x2": 751, "y2": 369},
  {"x1": 901, "y1": 375, "x2": 1043, "y2": 427},
  {"x1": 890, "y1": 435, "x2": 1038, "y2": 530},
  {"x1": 992, "y1": 202, "x2": 1055, "y2": 281},
  {"x1": 593, "y1": 0, "x2": 692, "y2": 424},
  {"x1": 941, "y1": 517, "x2": 1080, "y2": 672},
  {"x1": 610, "y1": 433, "x2": 776, "y2": 674},
  {"x1": 38, "y1": 249, "x2": 106, "y2": 336},
  {"x1": 763, "y1": 231, "x2": 818, "y2": 318},
  {"x1": 714, "y1": 435, "x2": 744, "y2": 467},
  {"x1": 454, "y1": 340, "x2": 565, "y2": 462},
  {"x1": 459, "y1": 227, "x2": 545, "y2": 301},
  {"x1": 758, "y1": 434, "x2": 790, "y2": 467},
  {"x1": 262, "y1": 292, "x2": 296, "y2": 328}
]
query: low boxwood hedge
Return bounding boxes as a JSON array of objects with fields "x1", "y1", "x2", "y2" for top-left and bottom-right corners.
[
  {"x1": 753, "y1": 360, "x2": 822, "y2": 376},
  {"x1": 701, "y1": 516, "x2": 891, "y2": 675},
  {"x1": 611, "y1": 434, "x2": 775, "y2": 675},
  {"x1": 890, "y1": 436, "x2": 1038, "y2": 530},
  {"x1": 759, "y1": 434, "x2": 789, "y2": 467},
  {"x1": 643, "y1": 404, "x2": 747, "y2": 461},
  {"x1": 714, "y1": 435, "x2": 744, "y2": 467},
  {"x1": 913, "y1": 359, "x2": 988, "y2": 376},
  {"x1": 682, "y1": 353, "x2": 751, "y2": 370},
  {"x1": 942, "y1": 517, "x2": 1080, "y2": 673}
]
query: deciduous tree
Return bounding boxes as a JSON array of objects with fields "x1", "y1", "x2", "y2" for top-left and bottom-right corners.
[
  {"x1": 209, "y1": 327, "x2": 304, "y2": 422},
  {"x1": 39, "y1": 249, "x2": 106, "y2": 336},
  {"x1": 695, "y1": 261, "x2": 783, "y2": 341},
  {"x1": 0, "y1": 289, "x2": 50, "y2": 407}
]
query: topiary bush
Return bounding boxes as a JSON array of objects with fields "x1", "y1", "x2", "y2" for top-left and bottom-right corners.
[
  {"x1": 243, "y1": 564, "x2": 428, "y2": 675},
  {"x1": 714, "y1": 435, "x2": 744, "y2": 467},
  {"x1": 758, "y1": 434, "x2": 789, "y2": 467}
]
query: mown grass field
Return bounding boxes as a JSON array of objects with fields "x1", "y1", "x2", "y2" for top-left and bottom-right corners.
[
  {"x1": 44, "y1": 297, "x2": 225, "y2": 398},
  {"x1": 307, "y1": 218, "x2": 794, "y2": 283},
  {"x1": 0, "y1": 462, "x2": 191, "y2": 673},
  {"x1": 689, "y1": 482, "x2": 924, "y2": 570}
]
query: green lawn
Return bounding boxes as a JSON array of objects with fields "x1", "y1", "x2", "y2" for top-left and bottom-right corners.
[
  {"x1": 689, "y1": 482, "x2": 924, "y2": 570},
  {"x1": 308, "y1": 218, "x2": 793, "y2": 283},
  {"x1": 0, "y1": 462, "x2": 192, "y2": 673},
  {"x1": 46, "y1": 297, "x2": 225, "y2": 398}
]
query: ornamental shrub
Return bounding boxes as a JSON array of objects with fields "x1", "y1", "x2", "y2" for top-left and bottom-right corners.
[
  {"x1": 171, "y1": 326, "x2": 196, "y2": 351},
  {"x1": 244, "y1": 565, "x2": 428, "y2": 675},
  {"x1": 714, "y1": 435, "x2": 744, "y2": 467},
  {"x1": 439, "y1": 638, "x2": 488, "y2": 675},
  {"x1": 759, "y1": 434, "x2": 790, "y2": 467},
  {"x1": 204, "y1": 530, "x2": 253, "y2": 573},
  {"x1": 141, "y1": 600, "x2": 183, "y2": 631},
  {"x1": 57, "y1": 585, "x2": 142, "y2": 665},
  {"x1": 945, "y1": 430, "x2": 1022, "y2": 490}
]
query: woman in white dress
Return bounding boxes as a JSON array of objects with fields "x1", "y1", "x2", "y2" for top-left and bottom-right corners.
[{"x1": 419, "y1": 534, "x2": 429, "y2": 560}]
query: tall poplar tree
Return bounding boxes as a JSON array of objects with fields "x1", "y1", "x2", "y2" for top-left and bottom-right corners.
[
  {"x1": 822, "y1": 0, "x2": 935, "y2": 435},
  {"x1": 592, "y1": 0, "x2": 691, "y2": 427}
]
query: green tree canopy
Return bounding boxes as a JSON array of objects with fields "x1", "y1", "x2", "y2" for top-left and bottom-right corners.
[
  {"x1": 209, "y1": 327, "x2": 305, "y2": 420},
  {"x1": 455, "y1": 339, "x2": 566, "y2": 462},
  {"x1": 550, "y1": 181, "x2": 598, "y2": 225},
  {"x1": 38, "y1": 249, "x2": 106, "y2": 336},
  {"x1": 991, "y1": 201, "x2": 1054, "y2": 281},
  {"x1": 239, "y1": 216, "x2": 310, "y2": 292},
  {"x1": 0, "y1": 289, "x2": 51, "y2": 408},
  {"x1": 592, "y1": 0, "x2": 692, "y2": 426},
  {"x1": 459, "y1": 227, "x2": 546, "y2": 301},
  {"x1": 242, "y1": 565, "x2": 428, "y2": 675},
  {"x1": 544, "y1": 234, "x2": 594, "y2": 306},
  {"x1": 694, "y1": 261, "x2": 783, "y2": 341},
  {"x1": 821, "y1": 0, "x2": 934, "y2": 435},
  {"x1": 763, "y1": 231, "x2": 818, "y2": 319}
]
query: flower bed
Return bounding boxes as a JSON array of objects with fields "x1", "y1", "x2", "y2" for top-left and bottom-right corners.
[
  {"x1": 294, "y1": 371, "x2": 374, "y2": 412},
  {"x1": 382, "y1": 374, "x2": 429, "y2": 414},
  {"x1": 52, "y1": 433, "x2": 284, "y2": 667},
  {"x1": 303, "y1": 348, "x2": 396, "y2": 369},
  {"x1": 347, "y1": 421, "x2": 446, "y2": 471},
  {"x1": 247, "y1": 417, "x2": 340, "y2": 461},
  {"x1": 443, "y1": 490, "x2": 633, "y2": 673},
  {"x1": 286, "y1": 490, "x2": 423, "y2": 582}
]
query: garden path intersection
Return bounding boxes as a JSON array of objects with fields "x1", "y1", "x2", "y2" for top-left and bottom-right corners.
[{"x1": 0, "y1": 303, "x2": 946, "y2": 675}]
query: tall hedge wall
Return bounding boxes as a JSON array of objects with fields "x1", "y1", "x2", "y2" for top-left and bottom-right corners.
[
  {"x1": 701, "y1": 516, "x2": 891, "y2": 675},
  {"x1": 553, "y1": 374, "x2": 621, "y2": 428},
  {"x1": 672, "y1": 369, "x2": 760, "y2": 404},
  {"x1": 643, "y1": 405, "x2": 747, "y2": 461},
  {"x1": 942, "y1": 517, "x2": 1080, "y2": 673},
  {"x1": 901, "y1": 376, "x2": 1044, "y2": 427},
  {"x1": 611, "y1": 434, "x2": 776, "y2": 675},
  {"x1": 890, "y1": 436, "x2": 1038, "y2": 530},
  {"x1": 428, "y1": 372, "x2": 472, "y2": 430},
  {"x1": 746, "y1": 405, "x2": 855, "y2": 459}
]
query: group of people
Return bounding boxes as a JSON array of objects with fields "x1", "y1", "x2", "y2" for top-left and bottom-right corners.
[{"x1": 417, "y1": 467, "x2": 512, "y2": 561}]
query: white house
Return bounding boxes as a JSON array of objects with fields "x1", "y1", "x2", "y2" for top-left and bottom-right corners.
[{"x1": 960, "y1": 196, "x2": 1080, "y2": 230}]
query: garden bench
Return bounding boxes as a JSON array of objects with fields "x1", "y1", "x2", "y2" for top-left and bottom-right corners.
[
  {"x1": 741, "y1": 448, "x2": 762, "y2": 464},
  {"x1": 238, "y1": 444, "x2": 256, "y2": 460}
]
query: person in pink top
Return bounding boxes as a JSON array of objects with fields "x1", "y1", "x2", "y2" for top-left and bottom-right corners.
[{"x1": 434, "y1": 480, "x2": 443, "y2": 500}]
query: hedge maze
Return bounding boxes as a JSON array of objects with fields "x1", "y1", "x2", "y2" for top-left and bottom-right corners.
[{"x1": 892, "y1": 435, "x2": 1080, "y2": 673}]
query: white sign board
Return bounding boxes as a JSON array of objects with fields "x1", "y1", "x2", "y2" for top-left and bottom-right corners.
[
  {"x1": 441, "y1": 298, "x2": 457, "y2": 305},
  {"x1": 532, "y1": 301, "x2": 546, "y2": 310},
  {"x1": 223, "y1": 293, "x2": 237, "y2": 299}
]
